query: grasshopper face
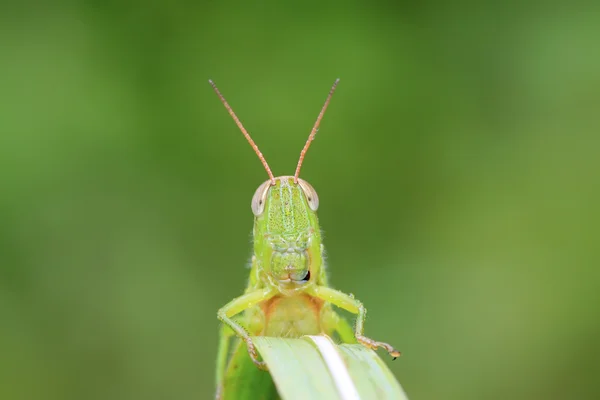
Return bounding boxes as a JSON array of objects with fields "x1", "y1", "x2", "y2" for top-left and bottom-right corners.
[{"x1": 252, "y1": 176, "x2": 322, "y2": 291}]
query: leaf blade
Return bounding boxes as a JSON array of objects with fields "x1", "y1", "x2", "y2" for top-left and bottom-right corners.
[
  {"x1": 251, "y1": 336, "x2": 409, "y2": 400},
  {"x1": 338, "y1": 344, "x2": 409, "y2": 400},
  {"x1": 252, "y1": 336, "x2": 341, "y2": 400}
]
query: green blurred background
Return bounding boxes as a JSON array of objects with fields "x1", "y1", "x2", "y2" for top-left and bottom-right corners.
[{"x1": 1, "y1": 1, "x2": 599, "y2": 399}]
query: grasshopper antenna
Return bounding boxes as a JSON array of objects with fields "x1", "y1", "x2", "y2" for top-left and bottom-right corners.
[
  {"x1": 294, "y1": 78, "x2": 340, "y2": 183},
  {"x1": 209, "y1": 80, "x2": 276, "y2": 185}
]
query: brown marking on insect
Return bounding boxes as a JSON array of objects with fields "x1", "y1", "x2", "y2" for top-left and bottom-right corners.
[
  {"x1": 260, "y1": 293, "x2": 325, "y2": 337},
  {"x1": 261, "y1": 294, "x2": 324, "y2": 318}
]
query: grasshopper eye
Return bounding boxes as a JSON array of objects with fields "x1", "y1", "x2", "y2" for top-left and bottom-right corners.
[
  {"x1": 297, "y1": 179, "x2": 319, "y2": 211},
  {"x1": 251, "y1": 180, "x2": 271, "y2": 216}
]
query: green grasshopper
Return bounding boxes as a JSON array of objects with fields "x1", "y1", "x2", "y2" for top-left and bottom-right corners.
[{"x1": 210, "y1": 79, "x2": 400, "y2": 399}]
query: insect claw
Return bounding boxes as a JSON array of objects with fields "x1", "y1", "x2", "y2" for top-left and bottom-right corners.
[
  {"x1": 357, "y1": 335, "x2": 401, "y2": 360},
  {"x1": 253, "y1": 359, "x2": 268, "y2": 371},
  {"x1": 246, "y1": 338, "x2": 269, "y2": 371}
]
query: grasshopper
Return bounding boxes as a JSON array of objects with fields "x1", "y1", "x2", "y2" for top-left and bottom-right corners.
[{"x1": 210, "y1": 79, "x2": 400, "y2": 399}]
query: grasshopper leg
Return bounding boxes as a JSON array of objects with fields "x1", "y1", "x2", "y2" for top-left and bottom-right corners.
[
  {"x1": 310, "y1": 286, "x2": 401, "y2": 359},
  {"x1": 217, "y1": 288, "x2": 276, "y2": 370},
  {"x1": 215, "y1": 322, "x2": 236, "y2": 399},
  {"x1": 321, "y1": 307, "x2": 356, "y2": 344}
]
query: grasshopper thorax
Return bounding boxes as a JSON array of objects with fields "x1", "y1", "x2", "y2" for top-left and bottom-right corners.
[{"x1": 252, "y1": 177, "x2": 323, "y2": 291}]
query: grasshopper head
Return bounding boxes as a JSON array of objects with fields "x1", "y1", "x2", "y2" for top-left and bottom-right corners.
[
  {"x1": 251, "y1": 176, "x2": 322, "y2": 289},
  {"x1": 210, "y1": 78, "x2": 339, "y2": 291}
]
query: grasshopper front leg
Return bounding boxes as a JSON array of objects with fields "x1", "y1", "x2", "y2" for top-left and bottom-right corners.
[
  {"x1": 217, "y1": 287, "x2": 276, "y2": 370},
  {"x1": 310, "y1": 285, "x2": 401, "y2": 359}
]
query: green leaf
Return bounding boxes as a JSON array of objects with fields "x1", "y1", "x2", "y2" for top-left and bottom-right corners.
[{"x1": 251, "y1": 336, "x2": 409, "y2": 400}]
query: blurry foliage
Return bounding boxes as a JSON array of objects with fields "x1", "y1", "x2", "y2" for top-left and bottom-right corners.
[{"x1": 0, "y1": 1, "x2": 599, "y2": 399}]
